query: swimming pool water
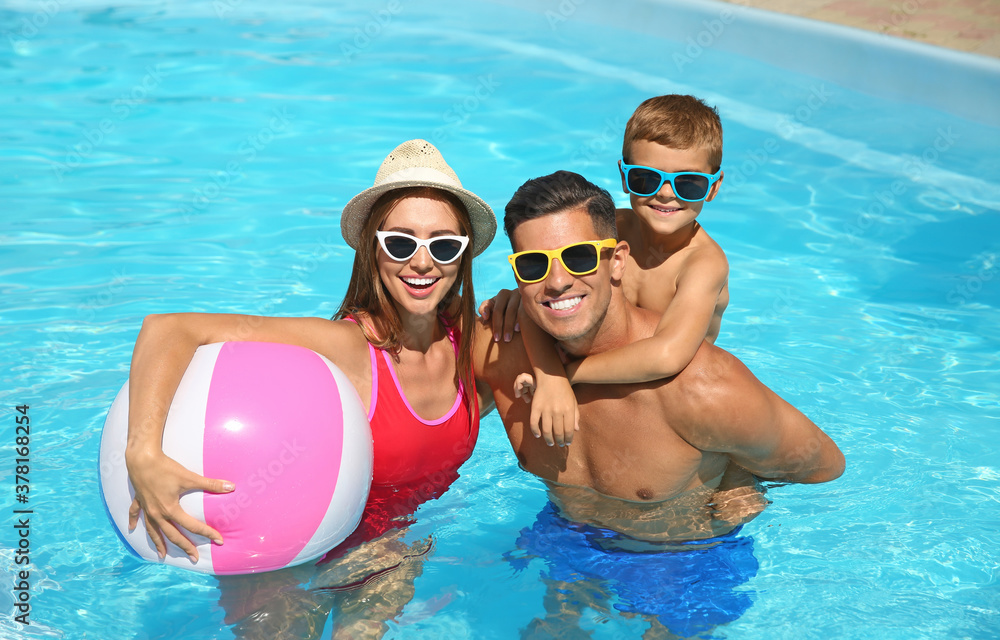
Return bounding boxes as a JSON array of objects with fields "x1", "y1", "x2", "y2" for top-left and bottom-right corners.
[{"x1": 2, "y1": 0, "x2": 999, "y2": 638}]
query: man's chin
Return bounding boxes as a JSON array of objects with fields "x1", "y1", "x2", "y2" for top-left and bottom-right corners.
[
  {"x1": 529, "y1": 304, "x2": 603, "y2": 346},
  {"x1": 535, "y1": 318, "x2": 587, "y2": 345}
]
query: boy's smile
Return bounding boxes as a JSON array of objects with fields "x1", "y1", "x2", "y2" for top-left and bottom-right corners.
[{"x1": 623, "y1": 140, "x2": 722, "y2": 238}]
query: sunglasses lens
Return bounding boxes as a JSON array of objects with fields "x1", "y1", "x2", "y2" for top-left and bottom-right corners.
[
  {"x1": 560, "y1": 244, "x2": 599, "y2": 274},
  {"x1": 428, "y1": 238, "x2": 464, "y2": 263},
  {"x1": 626, "y1": 168, "x2": 663, "y2": 196},
  {"x1": 674, "y1": 174, "x2": 711, "y2": 201},
  {"x1": 381, "y1": 235, "x2": 417, "y2": 260},
  {"x1": 514, "y1": 253, "x2": 550, "y2": 282}
]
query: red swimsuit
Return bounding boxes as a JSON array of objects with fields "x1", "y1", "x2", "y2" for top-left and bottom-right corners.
[
  {"x1": 366, "y1": 323, "x2": 478, "y2": 486},
  {"x1": 324, "y1": 321, "x2": 479, "y2": 558}
]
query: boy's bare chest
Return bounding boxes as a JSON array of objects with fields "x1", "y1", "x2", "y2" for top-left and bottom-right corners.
[{"x1": 622, "y1": 254, "x2": 680, "y2": 313}]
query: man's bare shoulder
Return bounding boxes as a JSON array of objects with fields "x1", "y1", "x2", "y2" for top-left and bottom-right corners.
[
  {"x1": 671, "y1": 340, "x2": 742, "y2": 392},
  {"x1": 664, "y1": 341, "x2": 844, "y2": 483},
  {"x1": 471, "y1": 314, "x2": 531, "y2": 381},
  {"x1": 664, "y1": 342, "x2": 776, "y2": 446}
]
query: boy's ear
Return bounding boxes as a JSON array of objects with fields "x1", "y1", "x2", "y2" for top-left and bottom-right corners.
[
  {"x1": 618, "y1": 160, "x2": 629, "y2": 194},
  {"x1": 705, "y1": 170, "x2": 724, "y2": 202}
]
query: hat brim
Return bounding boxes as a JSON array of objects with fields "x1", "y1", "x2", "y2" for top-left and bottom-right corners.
[{"x1": 341, "y1": 181, "x2": 496, "y2": 257}]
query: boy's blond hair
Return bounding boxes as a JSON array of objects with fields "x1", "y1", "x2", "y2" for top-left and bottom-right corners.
[{"x1": 622, "y1": 95, "x2": 723, "y2": 172}]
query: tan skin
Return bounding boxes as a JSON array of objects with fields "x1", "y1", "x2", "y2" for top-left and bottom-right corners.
[
  {"x1": 482, "y1": 141, "x2": 730, "y2": 446},
  {"x1": 126, "y1": 193, "x2": 497, "y2": 640},
  {"x1": 473, "y1": 206, "x2": 844, "y2": 542},
  {"x1": 609, "y1": 139, "x2": 729, "y2": 355},
  {"x1": 473, "y1": 200, "x2": 833, "y2": 638},
  {"x1": 124, "y1": 193, "x2": 491, "y2": 561}
]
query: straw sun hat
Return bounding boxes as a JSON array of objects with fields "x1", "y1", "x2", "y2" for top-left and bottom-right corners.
[{"x1": 341, "y1": 139, "x2": 496, "y2": 257}]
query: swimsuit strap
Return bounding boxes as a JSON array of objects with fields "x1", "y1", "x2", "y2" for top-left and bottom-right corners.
[
  {"x1": 345, "y1": 314, "x2": 464, "y2": 424},
  {"x1": 377, "y1": 342, "x2": 464, "y2": 426}
]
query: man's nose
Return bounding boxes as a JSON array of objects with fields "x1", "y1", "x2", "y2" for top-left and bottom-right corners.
[{"x1": 543, "y1": 256, "x2": 574, "y2": 293}]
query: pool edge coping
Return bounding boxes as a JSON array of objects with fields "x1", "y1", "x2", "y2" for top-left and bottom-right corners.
[{"x1": 485, "y1": 0, "x2": 1000, "y2": 128}]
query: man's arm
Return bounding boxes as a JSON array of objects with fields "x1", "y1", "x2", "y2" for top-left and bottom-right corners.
[
  {"x1": 479, "y1": 289, "x2": 578, "y2": 445},
  {"x1": 471, "y1": 314, "x2": 534, "y2": 423},
  {"x1": 674, "y1": 344, "x2": 845, "y2": 484},
  {"x1": 477, "y1": 374, "x2": 496, "y2": 418},
  {"x1": 472, "y1": 314, "x2": 501, "y2": 418}
]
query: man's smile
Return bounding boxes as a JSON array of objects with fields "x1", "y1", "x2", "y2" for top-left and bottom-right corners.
[{"x1": 543, "y1": 295, "x2": 584, "y2": 313}]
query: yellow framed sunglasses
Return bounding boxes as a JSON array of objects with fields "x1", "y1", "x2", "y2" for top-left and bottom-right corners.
[{"x1": 507, "y1": 238, "x2": 617, "y2": 284}]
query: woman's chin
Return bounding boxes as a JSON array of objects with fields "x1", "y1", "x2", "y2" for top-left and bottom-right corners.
[{"x1": 391, "y1": 297, "x2": 443, "y2": 326}]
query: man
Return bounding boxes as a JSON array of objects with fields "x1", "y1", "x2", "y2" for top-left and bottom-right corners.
[{"x1": 472, "y1": 171, "x2": 844, "y2": 636}]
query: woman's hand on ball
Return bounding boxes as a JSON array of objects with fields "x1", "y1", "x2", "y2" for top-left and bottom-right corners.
[{"x1": 125, "y1": 449, "x2": 234, "y2": 562}]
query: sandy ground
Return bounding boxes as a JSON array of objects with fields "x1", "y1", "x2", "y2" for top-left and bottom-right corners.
[{"x1": 719, "y1": 0, "x2": 1000, "y2": 58}]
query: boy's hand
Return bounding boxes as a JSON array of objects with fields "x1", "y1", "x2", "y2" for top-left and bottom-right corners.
[
  {"x1": 513, "y1": 372, "x2": 536, "y2": 403},
  {"x1": 478, "y1": 289, "x2": 521, "y2": 342},
  {"x1": 529, "y1": 375, "x2": 580, "y2": 447}
]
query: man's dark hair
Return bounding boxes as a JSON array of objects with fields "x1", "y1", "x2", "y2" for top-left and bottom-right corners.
[{"x1": 504, "y1": 171, "x2": 617, "y2": 246}]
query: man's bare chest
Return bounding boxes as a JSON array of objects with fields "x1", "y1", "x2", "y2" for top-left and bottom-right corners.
[{"x1": 540, "y1": 389, "x2": 728, "y2": 502}]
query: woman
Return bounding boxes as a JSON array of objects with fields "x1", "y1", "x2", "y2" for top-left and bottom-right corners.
[{"x1": 125, "y1": 139, "x2": 496, "y2": 638}]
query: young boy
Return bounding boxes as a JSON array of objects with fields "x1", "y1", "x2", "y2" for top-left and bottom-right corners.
[{"x1": 484, "y1": 94, "x2": 729, "y2": 446}]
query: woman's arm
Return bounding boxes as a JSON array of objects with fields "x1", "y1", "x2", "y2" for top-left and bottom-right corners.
[{"x1": 125, "y1": 312, "x2": 368, "y2": 561}]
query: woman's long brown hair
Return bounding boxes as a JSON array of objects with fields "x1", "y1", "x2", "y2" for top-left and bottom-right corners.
[{"x1": 335, "y1": 187, "x2": 477, "y2": 416}]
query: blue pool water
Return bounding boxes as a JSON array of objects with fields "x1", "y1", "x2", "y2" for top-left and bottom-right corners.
[{"x1": 2, "y1": 0, "x2": 999, "y2": 638}]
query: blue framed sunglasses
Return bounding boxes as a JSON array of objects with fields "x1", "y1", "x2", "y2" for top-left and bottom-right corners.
[{"x1": 619, "y1": 160, "x2": 722, "y2": 202}]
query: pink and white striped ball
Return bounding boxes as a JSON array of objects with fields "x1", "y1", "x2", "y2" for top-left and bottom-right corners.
[{"x1": 99, "y1": 341, "x2": 373, "y2": 575}]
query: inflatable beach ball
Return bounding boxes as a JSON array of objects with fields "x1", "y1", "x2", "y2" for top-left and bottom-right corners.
[{"x1": 99, "y1": 341, "x2": 373, "y2": 575}]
